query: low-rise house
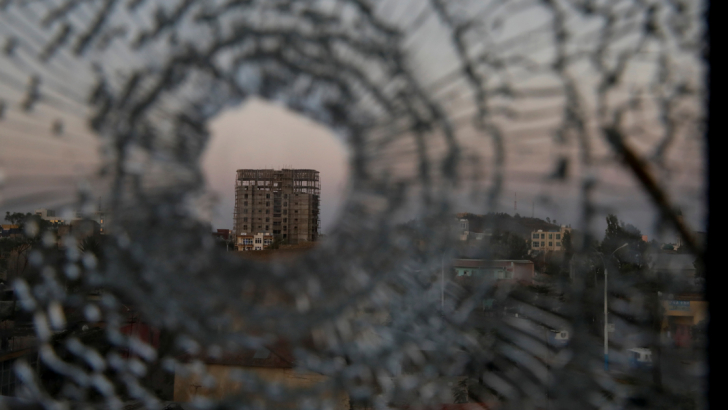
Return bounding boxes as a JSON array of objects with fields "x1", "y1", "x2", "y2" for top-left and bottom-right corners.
[
  {"x1": 0, "y1": 225, "x2": 20, "y2": 239},
  {"x1": 454, "y1": 217, "x2": 494, "y2": 242},
  {"x1": 236, "y1": 232, "x2": 274, "y2": 251},
  {"x1": 33, "y1": 208, "x2": 64, "y2": 224},
  {"x1": 647, "y1": 253, "x2": 705, "y2": 348},
  {"x1": 660, "y1": 294, "x2": 706, "y2": 349},
  {"x1": 452, "y1": 259, "x2": 535, "y2": 283},
  {"x1": 236, "y1": 233, "x2": 254, "y2": 251},
  {"x1": 530, "y1": 226, "x2": 571, "y2": 252},
  {"x1": 255, "y1": 233, "x2": 273, "y2": 250}
]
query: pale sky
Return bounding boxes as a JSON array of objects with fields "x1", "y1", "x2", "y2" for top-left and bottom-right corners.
[
  {"x1": 197, "y1": 98, "x2": 704, "y2": 242},
  {"x1": 0, "y1": 97, "x2": 703, "y2": 244},
  {"x1": 0, "y1": 1, "x2": 705, "y2": 244},
  {"x1": 200, "y1": 98, "x2": 350, "y2": 234}
]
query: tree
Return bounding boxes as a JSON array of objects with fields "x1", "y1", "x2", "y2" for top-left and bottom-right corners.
[
  {"x1": 269, "y1": 236, "x2": 288, "y2": 250},
  {"x1": 4, "y1": 212, "x2": 62, "y2": 239},
  {"x1": 562, "y1": 230, "x2": 573, "y2": 257},
  {"x1": 452, "y1": 378, "x2": 469, "y2": 403},
  {"x1": 79, "y1": 236, "x2": 102, "y2": 258},
  {"x1": 4, "y1": 211, "x2": 30, "y2": 226},
  {"x1": 600, "y1": 214, "x2": 648, "y2": 274},
  {"x1": 488, "y1": 230, "x2": 529, "y2": 260}
]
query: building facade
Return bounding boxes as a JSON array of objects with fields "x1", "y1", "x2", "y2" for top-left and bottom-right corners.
[
  {"x1": 34, "y1": 208, "x2": 64, "y2": 224},
  {"x1": 530, "y1": 225, "x2": 571, "y2": 252},
  {"x1": 33, "y1": 207, "x2": 107, "y2": 234},
  {"x1": 233, "y1": 169, "x2": 321, "y2": 244}
]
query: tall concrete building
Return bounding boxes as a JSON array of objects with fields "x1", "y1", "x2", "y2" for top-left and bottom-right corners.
[{"x1": 233, "y1": 169, "x2": 321, "y2": 244}]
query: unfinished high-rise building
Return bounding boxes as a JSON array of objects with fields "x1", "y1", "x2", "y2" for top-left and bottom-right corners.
[{"x1": 234, "y1": 169, "x2": 321, "y2": 244}]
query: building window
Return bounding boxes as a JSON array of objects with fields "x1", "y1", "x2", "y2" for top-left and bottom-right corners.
[
  {"x1": 295, "y1": 210, "x2": 298, "y2": 214},
  {"x1": 533, "y1": 234, "x2": 539, "y2": 239},
  {"x1": 556, "y1": 234, "x2": 561, "y2": 239},
  {"x1": 283, "y1": 210, "x2": 287, "y2": 215},
  {"x1": 549, "y1": 242, "x2": 552, "y2": 246},
  {"x1": 284, "y1": 194, "x2": 288, "y2": 199},
  {"x1": 533, "y1": 242, "x2": 538, "y2": 247},
  {"x1": 243, "y1": 225, "x2": 247, "y2": 230},
  {"x1": 549, "y1": 234, "x2": 553, "y2": 239},
  {"x1": 266, "y1": 202, "x2": 270, "y2": 206},
  {"x1": 556, "y1": 242, "x2": 561, "y2": 246},
  {"x1": 283, "y1": 218, "x2": 287, "y2": 223},
  {"x1": 266, "y1": 210, "x2": 270, "y2": 214},
  {"x1": 244, "y1": 209, "x2": 248, "y2": 213},
  {"x1": 284, "y1": 202, "x2": 287, "y2": 206},
  {"x1": 541, "y1": 234, "x2": 545, "y2": 239},
  {"x1": 266, "y1": 218, "x2": 270, "y2": 222},
  {"x1": 265, "y1": 225, "x2": 269, "y2": 230},
  {"x1": 283, "y1": 226, "x2": 287, "y2": 231},
  {"x1": 244, "y1": 217, "x2": 248, "y2": 222},
  {"x1": 244, "y1": 194, "x2": 248, "y2": 198},
  {"x1": 541, "y1": 242, "x2": 545, "y2": 246},
  {"x1": 244, "y1": 201, "x2": 248, "y2": 206},
  {"x1": 266, "y1": 194, "x2": 270, "y2": 199}
]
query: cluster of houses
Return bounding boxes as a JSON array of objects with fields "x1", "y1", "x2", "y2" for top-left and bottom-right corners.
[
  {"x1": 455, "y1": 213, "x2": 706, "y2": 352},
  {"x1": 1, "y1": 208, "x2": 105, "y2": 240},
  {"x1": 0, "y1": 208, "x2": 707, "y2": 408}
]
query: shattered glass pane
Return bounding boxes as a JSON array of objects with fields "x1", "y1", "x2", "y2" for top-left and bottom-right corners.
[{"x1": 0, "y1": 1, "x2": 707, "y2": 409}]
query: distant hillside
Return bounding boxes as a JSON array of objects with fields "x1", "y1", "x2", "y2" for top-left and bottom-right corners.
[{"x1": 457, "y1": 212, "x2": 567, "y2": 239}]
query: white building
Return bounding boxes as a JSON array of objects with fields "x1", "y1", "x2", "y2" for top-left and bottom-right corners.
[
  {"x1": 455, "y1": 217, "x2": 492, "y2": 241},
  {"x1": 253, "y1": 232, "x2": 273, "y2": 250},
  {"x1": 34, "y1": 208, "x2": 64, "y2": 224}
]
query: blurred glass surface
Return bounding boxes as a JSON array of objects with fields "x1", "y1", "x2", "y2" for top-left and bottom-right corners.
[{"x1": 0, "y1": 1, "x2": 707, "y2": 409}]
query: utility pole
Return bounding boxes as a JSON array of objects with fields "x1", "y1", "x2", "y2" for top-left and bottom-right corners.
[
  {"x1": 441, "y1": 257, "x2": 444, "y2": 310},
  {"x1": 569, "y1": 258, "x2": 574, "y2": 281},
  {"x1": 544, "y1": 326, "x2": 550, "y2": 410},
  {"x1": 598, "y1": 243, "x2": 629, "y2": 371},
  {"x1": 604, "y1": 263, "x2": 609, "y2": 371}
]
